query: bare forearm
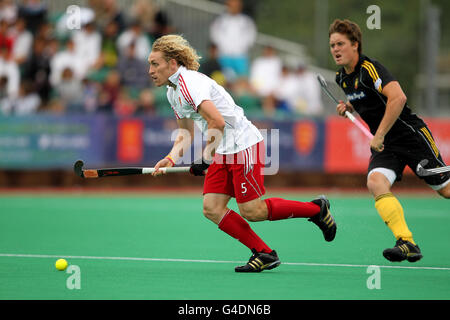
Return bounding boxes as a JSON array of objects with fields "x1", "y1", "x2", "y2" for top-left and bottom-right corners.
[
  {"x1": 203, "y1": 122, "x2": 224, "y2": 161},
  {"x1": 197, "y1": 100, "x2": 225, "y2": 161},
  {"x1": 375, "y1": 96, "x2": 405, "y2": 138},
  {"x1": 168, "y1": 130, "x2": 193, "y2": 162}
]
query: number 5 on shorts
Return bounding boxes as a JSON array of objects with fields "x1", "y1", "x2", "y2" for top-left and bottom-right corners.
[{"x1": 241, "y1": 182, "x2": 247, "y2": 194}]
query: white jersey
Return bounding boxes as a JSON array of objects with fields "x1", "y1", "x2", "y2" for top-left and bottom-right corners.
[{"x1": 166, "y1": 66, "x2": 263, "y2": 154}]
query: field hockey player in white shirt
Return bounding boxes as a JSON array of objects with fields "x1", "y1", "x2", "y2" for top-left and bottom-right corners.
[{"x1": 148, "y1": 35, "x2": 337, "y2": 273}]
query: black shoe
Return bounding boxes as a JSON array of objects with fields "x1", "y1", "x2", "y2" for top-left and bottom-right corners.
[
  {"x1": 383, "y1": 239, "x2": 423, "y2": 262},
  {"x1": 235, "y1": 249, "x2": 281, "y2": 273},
  {"x1": 308, "y1": 195, "x2": 337, "y2": 242}
]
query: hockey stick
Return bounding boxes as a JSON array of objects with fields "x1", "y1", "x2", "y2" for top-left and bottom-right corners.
[
  {"x1": 74, "y1": 160, "x2": 190, "y2": 178},
  {"x1": 317, "y1": 74, "x2": 374, "y2": 140},
  {"x1": 416, "y1": 159, "x2": 450, "y2": 177}
]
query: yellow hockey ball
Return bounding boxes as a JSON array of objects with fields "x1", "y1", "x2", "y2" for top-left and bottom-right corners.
[{"x1": 55, "y1": 259, "x2": 68, "y2": 271}]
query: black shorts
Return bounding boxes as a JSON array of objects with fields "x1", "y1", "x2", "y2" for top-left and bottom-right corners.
[{"x1": 368, "y1": 125, "x2": 450, "y2": 188}]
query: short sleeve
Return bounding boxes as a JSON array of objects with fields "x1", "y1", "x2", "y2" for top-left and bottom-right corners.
[
  {"x1": 178, "y1": 72, "x2": 212, "y2": 112},
  {"x1": 361, "y1": 59, "x2": 395, "y2": 93}
]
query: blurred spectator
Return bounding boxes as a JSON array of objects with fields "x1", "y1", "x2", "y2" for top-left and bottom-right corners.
[
  {"x1": 273, "y1": 63, "x2": 323, "y2": 117},
  {"x1": 88, "y1": 0, "x2": 126, "y2": 34},
  {"x1": 135, "y1": 88, "x2": 156, "y2": 116},
  {"x1": 249, "y1": 46, "x2": 282, "y2": 117},
  {"x1": 128, "y1": 0, "x2": 156, "y2": 34},
  {"x1": 0, "y1": 46, "x2": 19, "y2": 99},
  {"x1": 97, "y1": 69, "x2": 121, "y2": 113},
  {"x1": 18, "y1": 0, "x2": 47, "y2": 34},
  {"x1": 49, "y1": 38, "x2": 86, "y2": 87},
  {"x1": 72, "y1": 20, "x2": 102, "y2": 72},
  {"x1": 53, "y1": 67, "x2": 83, "y2": 113},
  {"x1": 99, "y1": 20, "x2": 120, "y2": 69},
  {"x1": 210, "y1": 0, "x2": 256, "y2": 80},
  {"x1": 0, "y1": 0, "x2": 18, "y2": 25},
  {"x1": 1, "y1": 80, "x2": 41, "y2": 115},
  {"x1": 113, "y1": 88, "x2": 135, "y2": 117},
  {"x1": 199, "y1": 43, "x2": 226, "y2": 87},
  {"x1": 116, "y1": 20, "x2": 151, "y2": 62},
  {"x1": 230, "y1": 77, "x2": 261, "y2": 116},
  {"x1": 151, "y1": 7, "x2": 175, "y2": 39},
  {"x1": 0, "y1": 19, "x2": 13, "y2": 56},
  {"x1": 24, "y1": 37, "x2": 53, "y2": 103},
  {"x1": 273, "y1": 65, "x2": 301, "y2": 115},
  {"x1": 43, "y1": 97, "x2": 65, "y2": 114},
  {"x1": 82, "y1": 79, "x2": 100, "y2": 113},
  {"x1": 209, "y1": 0, "x2": 258, "y2": 17},
  {"x1": 128, "y1": 0, "x2": 175, "y2": 39},
  {"x1": 16, "y1": 81, "x2": 41, "y2": 115},
  {"x1": 249, "y1": 45, "x2": 282, "y2": 98},
  {"x1": 294, "y1": 63, "x2": 323, "y2": 116},
  {"x1": 0, "y1": 75, "x2": 8, "y2": 105},
  {"x1": 9, "y1": 17, "x2": 33, "y2": 67},
  {"x1": 117, "y1": 41, "x2": 150, "y2": 90},
  {"x1": 35, "y1": 21, "x2": 53, "y2": 42}
]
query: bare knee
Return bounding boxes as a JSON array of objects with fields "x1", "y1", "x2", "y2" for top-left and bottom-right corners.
[
  {"x1": 367, "y1": 172, "x2": 392, "y2": 197},
  {"x1": 202, "y1": 194, "x2": 231, "y2": 224},
  {"x1": 239, "y1": 199, "x2": 268, "y2": 222},
  {"x1": 366, "y1": 174, "x2": 382, "y2": 195},
  {"x1": 203, "y1": 202, "x2": 227, "y2": 224}
]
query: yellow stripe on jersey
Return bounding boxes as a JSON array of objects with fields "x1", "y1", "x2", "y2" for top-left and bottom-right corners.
[
  {"x1": 362, "y1": 62, "x2": 377, "y2": 80},
  {"x1": 420, "y1": 127, "x2": 439, "y2": 157},
  {"x1": 362, "y1": 61, "x2": 383, "y2": 93},
  {"x1": 363, "y1": 61, "x2": 380, "y2": 80}
]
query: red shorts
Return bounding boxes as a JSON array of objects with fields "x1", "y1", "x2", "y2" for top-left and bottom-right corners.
[{"x1": 203, "y1": 141, "x2": 266, "y2": 203}]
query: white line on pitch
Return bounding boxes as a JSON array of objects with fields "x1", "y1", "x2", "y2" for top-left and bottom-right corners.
[{"x1": 0, "y1": 253, "x2": 449, "y2": 271}]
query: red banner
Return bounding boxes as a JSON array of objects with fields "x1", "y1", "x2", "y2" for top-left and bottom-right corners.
[
  {"x1": 117, "y1": 119, "x2": 143, "y2": 163},
  {"x1": 424, "y1": 118, "x2": 450, "y2": 163},
  {"x1": 324, "y1": 116, "x2": 371, "y2": 173},
  {"x1": 324, "y1": 116, "x2": 450, "y2": 173}
]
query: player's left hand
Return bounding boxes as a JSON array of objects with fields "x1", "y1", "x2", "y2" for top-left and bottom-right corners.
[
  {"x1": 152, "y1": 158, "x2": 172, "y2": 176},
  {"x1": 370, "y1": 135, "x2": 385, "y2": 152}
]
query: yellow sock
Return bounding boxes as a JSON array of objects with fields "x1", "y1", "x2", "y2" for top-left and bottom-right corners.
[{"x1": 374, "y1": 193, "x2": 415, "y2": 245}]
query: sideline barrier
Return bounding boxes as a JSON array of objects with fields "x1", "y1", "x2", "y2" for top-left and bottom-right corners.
[{"x1": 0, "y1": 115, "x2": 448, "y2": 172}]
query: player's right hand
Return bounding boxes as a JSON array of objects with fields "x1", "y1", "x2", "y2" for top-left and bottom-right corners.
[
  {"x1": 336, "y1": 100, "x2": 354, "y2": 117},
  {"x1": 189, "y1": 158, "x2": 210, "y2": 176},
  {"x1": 152, "y1": 158, "x2": 173, "y2": 176}
]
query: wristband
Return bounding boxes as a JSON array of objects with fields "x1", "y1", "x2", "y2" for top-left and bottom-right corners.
[{"x1": 165, "y1": 155, "x2": 175, "y2": 166}]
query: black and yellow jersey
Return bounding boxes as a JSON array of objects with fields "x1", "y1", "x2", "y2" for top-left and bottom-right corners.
[{"x1": 335, "y1": 54, "x2": 425, "y2": 145}]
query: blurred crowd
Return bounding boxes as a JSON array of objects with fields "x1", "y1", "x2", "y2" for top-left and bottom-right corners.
[{"x1": 0, "y1": 0, "x2": 323, "y2": 119}]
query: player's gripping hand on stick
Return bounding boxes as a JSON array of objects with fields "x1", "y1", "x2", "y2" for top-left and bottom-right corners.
[
  {"x1": 152, "y1": 118, "x2": 194, "y2": 177},
  {"x1": 370, "y1": 133, "x2": 385, "y2": 153},
  {"x1": 336, "y1": 99, "x2": 354, "y2": 117},
  {"x1": 152, "y1": 155, "x2": 175, "y2": 176},
  {"x1": 336, "y1": 100, "x2": 384, "y2": 152}
]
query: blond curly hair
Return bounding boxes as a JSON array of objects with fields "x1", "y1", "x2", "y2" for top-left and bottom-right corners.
[{"x1": 152, "y1": 34, "x2": 201, "y2": 71}]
